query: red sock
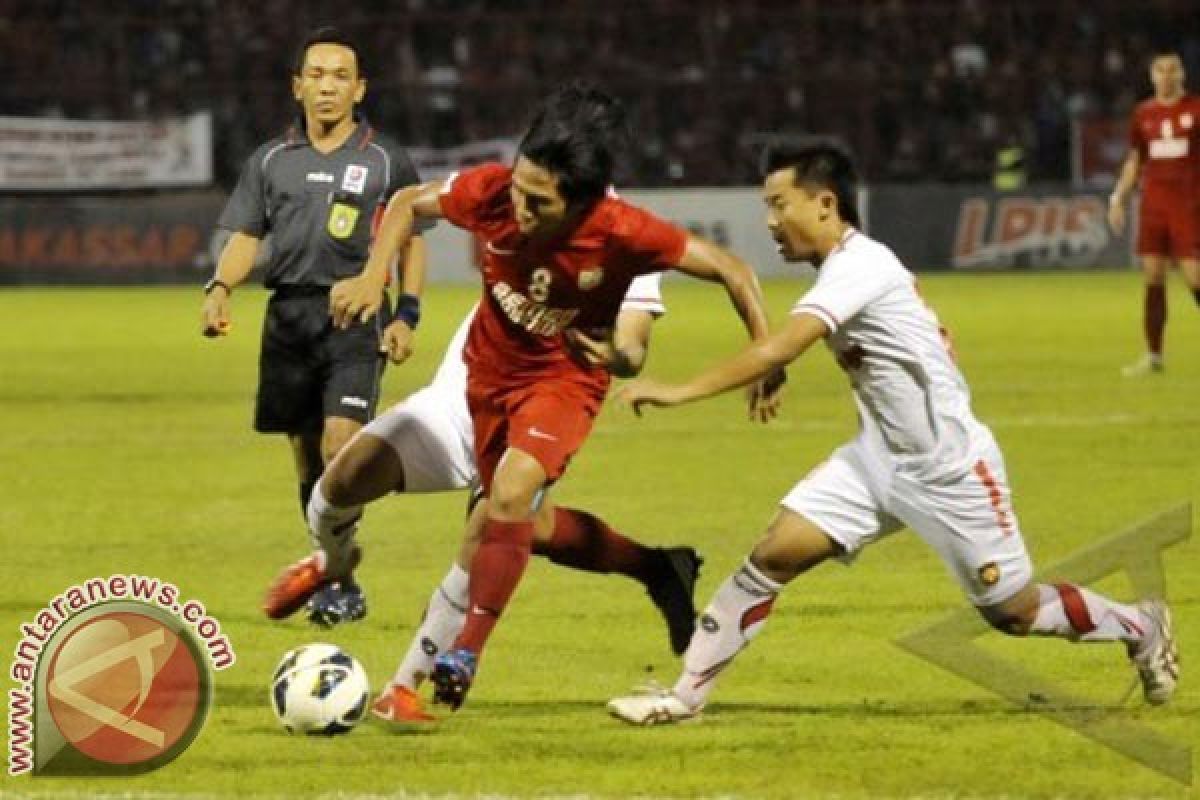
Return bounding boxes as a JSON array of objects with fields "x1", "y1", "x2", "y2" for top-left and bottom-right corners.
[
  {"x1": 455, "y1": 518, "x2": 535, "y2": 654},
  {"x1": 1145, "y1": 285, "x2": 1166, "y2": 356},
  {"x1": 532, "y1": 507, "x2": 657, "y2": 583}
]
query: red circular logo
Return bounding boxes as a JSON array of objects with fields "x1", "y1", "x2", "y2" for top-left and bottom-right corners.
[{"x1": 46, "y1": 610, "x2": 205, "y2": 766}]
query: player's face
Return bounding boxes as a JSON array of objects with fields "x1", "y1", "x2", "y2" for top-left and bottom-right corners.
[
  {"x1": 293, "y1": 43, "x2": 365, "y2": 125},
  {"x1": 763, "y1": 168, "x2": 832, "y2": 262},
  {"x1": 510, "y1": 156, "x2": 570, "y2": 236},
  {"x1": 1150, "y1": 55, "x2": 1184, "y2": 99}
]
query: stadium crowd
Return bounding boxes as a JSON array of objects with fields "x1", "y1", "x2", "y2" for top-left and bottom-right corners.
[{"x1": 1, "y1": 0, "x2": 1198, "y2": 187}]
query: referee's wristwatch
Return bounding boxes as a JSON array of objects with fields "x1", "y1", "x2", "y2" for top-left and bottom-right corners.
[{"x1": 204, "y1": 278, "x2": 232, "y2": 296}]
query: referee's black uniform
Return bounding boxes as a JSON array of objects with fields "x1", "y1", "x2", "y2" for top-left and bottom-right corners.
[{"x1": 217, "y1": 117, "x2": 420, "y2": 434}]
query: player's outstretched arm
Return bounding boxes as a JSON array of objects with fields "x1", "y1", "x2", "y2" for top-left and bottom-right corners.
[
  {"x1": 669, "y1": 235, "x2": 786, "y2": 420},
  {"x1": 617, "y1": 313, "x2": 826, "y2": 416},
  {"x1": 201, "y1": 231, "x2": 260, "y2": 338},
  {"x1": 330, "y1": 180, "x2": 446, "y2": 329}
]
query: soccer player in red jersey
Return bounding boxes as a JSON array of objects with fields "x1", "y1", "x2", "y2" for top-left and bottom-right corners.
[
  {"x1": 1108, "y1": 49, "x2": 1200, "y2": 376},
  {"x1": 269, "y1": 82, "x2": 782, "y2": 710}
]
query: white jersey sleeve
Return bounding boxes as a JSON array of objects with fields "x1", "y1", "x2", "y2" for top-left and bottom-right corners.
[
  {"x1": 790, "y1": 231, "x2": 904, "y2": 332},
  {"x1": 620, "y1": 272, "x2": 666, "y2": 316}
]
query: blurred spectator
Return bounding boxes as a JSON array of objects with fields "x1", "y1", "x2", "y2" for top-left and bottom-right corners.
[{"x1": 2, "y1": 0, "x2": 1197, "y2": 186}]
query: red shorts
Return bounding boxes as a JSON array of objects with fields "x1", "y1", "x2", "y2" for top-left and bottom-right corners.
[
  {"x1": 467, "y1": 377, "x2": 604, "y2": 492},
  {"x1": 1137, "y1": 193, "x2": 1200, "y2": 260}
]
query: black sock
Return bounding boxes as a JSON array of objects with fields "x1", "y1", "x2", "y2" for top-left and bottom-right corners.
[
  {"x1": 1192, "y1": 288, "x2": 1200, "y2": 307},
  {"x1": 299, "y1": 480, "x2": 316, "y2": 520}
]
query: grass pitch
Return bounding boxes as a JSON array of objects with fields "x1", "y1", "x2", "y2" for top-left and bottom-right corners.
[{"x1": 1, "y1": 271, "x2": 1197, "y2": 799}]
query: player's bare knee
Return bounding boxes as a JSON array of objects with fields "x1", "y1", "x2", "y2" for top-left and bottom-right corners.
[
  {"x1": 979, "y1": 585, "x2": 1039, "y2": 636},
  {"x1": 487, "y1": 487, "x2": 534, "y2": 521},
  {"x1": 749, "y1": 539, "x2": 801, "y2": 583},
  {"x1": 979, "y1": 607, "x2": 1029, "y2": 636},
  {"x1": 319, "y1": 463, "x2": 357, "y2": 507},
  {"x1": 326, "y1": 439, "x2": 404, "y2": 506}
]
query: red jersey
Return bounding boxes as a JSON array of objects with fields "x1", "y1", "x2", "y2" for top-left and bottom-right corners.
[
  {"x1": 1129, "y1": 94, "x2": 1200, "y2": 197},
  {"x1": 438, "y1": 163, "x2": 687, "y2": 393}
]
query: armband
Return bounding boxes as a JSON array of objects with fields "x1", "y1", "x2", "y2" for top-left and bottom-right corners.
[{"x1": 394, "y1": 293, "x2": 421, "y2": 330}]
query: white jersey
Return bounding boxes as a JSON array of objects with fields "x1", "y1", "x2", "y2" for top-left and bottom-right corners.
[
  {"x1": 792, "y1": 229, "x2": 985, "y2": 478},
  {"x1": 784, "y1": 229, "x2": 1031, "y2": 605}
]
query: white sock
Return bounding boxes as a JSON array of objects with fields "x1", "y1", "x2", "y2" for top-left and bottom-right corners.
[
  {"x1": 1029, "y1": 583, "x2": 1146, "y2": 645},
  {"x1": 391, "y1": 563, "x2": 470, "y2": 690},
  {"x1": 673, "y1": 559, "x2": 782, "y2": 710},
  {"x1": 306, "y1": 483, "x2": 363, "y2": 577}
]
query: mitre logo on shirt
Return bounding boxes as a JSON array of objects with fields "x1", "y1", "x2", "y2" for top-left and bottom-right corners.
[
  {"x1": 342, "y1": 165, "x2": 368, "y2": 194},
  {"x1": 577, "y1": 267, "x2": 604, "y2": 290},
  {"x1": 491, "y1": 281, "x2": 580, "y2": 336}
]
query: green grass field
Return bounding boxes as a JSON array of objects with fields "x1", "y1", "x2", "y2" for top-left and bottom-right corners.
[{"x1": 2, "y1": 272, "x2": 1197, "y2": 799}]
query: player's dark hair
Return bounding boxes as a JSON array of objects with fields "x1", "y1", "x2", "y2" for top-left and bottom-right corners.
[
  {"x1": 518, "y1": 81, "x2": 631, "y2": 207},
  {"x1": 761, "y1": 137, "x2": 861, "y2": 227},
  {"x1": 1148, "y1": 47, "x2": 1182, "y2": 66},
  {"x1": 293, "y1": 26, "x2": 365, "y2": 77}
]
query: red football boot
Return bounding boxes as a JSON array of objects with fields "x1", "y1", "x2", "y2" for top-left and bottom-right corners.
[
  {"x1": 371, "y1": 684, "x2": 436, "y2": 724},
  {"x1": 263, "y1": 548, "x2": 360, "y2": 620}
]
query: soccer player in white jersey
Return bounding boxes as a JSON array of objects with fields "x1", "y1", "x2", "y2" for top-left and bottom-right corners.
[
  {"x1": 269, "y1": 272, "x2": 703, "y2": 721},
  {"x1": 607, "y1": 138, "x2": 1179, "y2": 725}
]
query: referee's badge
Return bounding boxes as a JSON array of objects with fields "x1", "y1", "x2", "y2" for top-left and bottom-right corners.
[{"x1": 327, "y1": 202, "x2": 359, "y2": 239}]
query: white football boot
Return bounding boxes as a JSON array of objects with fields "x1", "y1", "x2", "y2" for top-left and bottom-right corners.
[
  {"x1": 607, "y1": 685, "x2": 701, "y2": 726},
  {"x1": 1129, "y1": 600, "x2": 1178, "y2": 705},
  {"x1": 1121, "y1": 353, "x2": 1164, "y2": 378}
]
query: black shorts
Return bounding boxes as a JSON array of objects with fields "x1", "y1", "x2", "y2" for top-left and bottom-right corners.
[{"x1": 254, "y1": 287, "x2": 389, "y2": 434}]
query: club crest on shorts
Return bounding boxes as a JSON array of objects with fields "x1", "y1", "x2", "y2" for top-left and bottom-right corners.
[
  {"x1": 977, "y1": 562, "x2": 1000, "y2": 587},
  {"x1": 327, "y1": 202, "x2": 359, "y2": 239},
  {"x1": 578, "y1": 267, "x2": 604, "y2": 290},
  {"x1": 342, "y1": 164, "x2": 368, "y2": 194}
]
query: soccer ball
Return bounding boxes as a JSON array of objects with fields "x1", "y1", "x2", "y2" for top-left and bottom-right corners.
[{"x1": 270, "y1": 643, "x2": 370, "y2": 735}]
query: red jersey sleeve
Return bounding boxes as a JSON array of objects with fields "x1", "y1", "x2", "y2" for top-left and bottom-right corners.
[
  {"x1": 438, "y1": 163, "x2": 512, "y2": 231},
  {"x1": 612, "y1": 203, "x2": 689, "y2": 275}
]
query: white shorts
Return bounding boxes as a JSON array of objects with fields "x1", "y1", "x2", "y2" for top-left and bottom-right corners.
[
  {"x1": 360, "y1": 385, "x2": 476, "y2": 493},
  {"x1": 781, "y1": 433, "x2": 1033, "y2": 606}
]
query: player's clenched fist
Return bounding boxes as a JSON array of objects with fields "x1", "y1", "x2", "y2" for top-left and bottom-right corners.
[
  {"x1": 201, "y1": 287, "x2": 232, "y2": 337},
  {"x1": 380, "y1": 320, "x2": 415, "y2": 364},
  {"x1": 1106, "y1": 200, "x2": 1126, "y2": 235}
]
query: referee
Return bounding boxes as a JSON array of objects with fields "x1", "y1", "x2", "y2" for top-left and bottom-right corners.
[{"x1": 201, "y1": 26, "x2": 424, "y2": 624}]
